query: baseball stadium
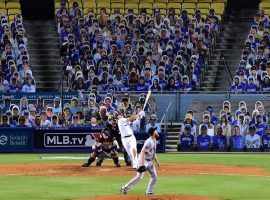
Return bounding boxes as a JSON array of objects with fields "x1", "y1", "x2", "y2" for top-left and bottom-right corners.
[{"x1": 0, "y1": 0, "x2": 270, "y2": 199}]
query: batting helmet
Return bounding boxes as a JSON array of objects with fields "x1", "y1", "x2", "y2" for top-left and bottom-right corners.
[{"x1": 116, "y1": 109, "x2": 125, "y2": 116}]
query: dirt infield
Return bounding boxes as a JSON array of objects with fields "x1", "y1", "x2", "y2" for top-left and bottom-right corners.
[
  {"x1": 79, "y1": 194, "x2": 218, "y2": 200},
  {"x1": 0, "y1": 162, "x2": 270, "y2": 177}
]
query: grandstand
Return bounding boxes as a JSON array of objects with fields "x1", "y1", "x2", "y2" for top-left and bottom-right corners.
[{"x1": 1, "y1": 0, "x2": 270, "y2": 153}]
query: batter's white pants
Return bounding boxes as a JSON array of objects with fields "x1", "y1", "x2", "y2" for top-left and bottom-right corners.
[{"x1": 121, "y1": 135, "x2": 137, "y2": 165}]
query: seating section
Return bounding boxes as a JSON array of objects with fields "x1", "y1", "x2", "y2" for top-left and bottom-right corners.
[
  {"x1": 178, "y1": 100, "x2": 270, "y2": 152},
  {"x1": 230, "y1": 8, "x2": 270, "y2": 93},
  {"x1": 0, "y1": 92, "x2": 155, "y2": 129},
  {"x1": 56, "y1": 0, "x2": 226, "y2": 92},
  {"x1": 55, "y1": 0, "x2": 226, "y2": 20},
  {"x1": 0, "y1": 0, "x2": 36, "y2": 93}
]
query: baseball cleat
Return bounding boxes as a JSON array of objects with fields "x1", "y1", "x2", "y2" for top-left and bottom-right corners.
[
  {"x1": 145, "y1": 192, "x2": 153, "y2": 195},
  {"x1": 120, "y1": 187, "x2": 127, "y2": 195},
  {"x1": 126, "y1": 162, "x2": 132, "y2": 166},
  {"x1": 82, "y1": 163, "x2": 90, "y2": 167}
]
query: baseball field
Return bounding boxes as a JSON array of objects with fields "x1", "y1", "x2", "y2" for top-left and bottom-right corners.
[{"x1": 0, "y1": 153, "x2": 270, "y2": 200}]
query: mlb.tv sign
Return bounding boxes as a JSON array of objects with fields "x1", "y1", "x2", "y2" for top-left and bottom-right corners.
[
  {"x1": 34, "y1": 127, "x2": 103, "y2": 152},
  {"x1": 44, "y1": 133, "x2": 101, "y2": 148}
]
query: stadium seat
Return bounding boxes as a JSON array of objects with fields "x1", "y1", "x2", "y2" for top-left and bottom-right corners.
[
  {"x1": 153, "y1": 3, "x2": 167, "y2": 15},
  {"x1": 211, "y1": 2, "x2": 225, "y2": 10},
  {"x1": 167, "y1": 3, "x2": 181, "y2": 15},
  {"x1": 96, "y1": 0, "x2": 110, "y2": 3},
  {"x1": 184, "y1": 0, "x2": 197, "y2": 3},
  {"x1": 264, "y1": 9, "x2": 270, "y2": 16},
  {"x1": 212, "y1": 0, "x2": 227, "y2": 4},
  {"x1": 185, "y1": 8, "x2": 195, "y2": 15},
  {"x1": 155, "y1": 0, "x2": 169, "y2": 3},
  {"x1": 197, "y1": 2, "x2": 211, "y2": 9},
  {"x1": 0, "y1": 8, "x2": 7, "y2": 15},
  {"x1": 125, "y1": 3, "x2": 139, "y2": 15},
  {"x1": 0, "y1": 2, "x2": 5, "y2": 8},
  {"x1": 6, "y1": 0, "x2": 20, "y2": 2},
  {"x1": 6, "y1": 2, "x2": 20, "y2": 9},
  {"x1": 111, "y1": 3, "x2": 124, "y2": 15},
  {"x1": 83, "y1": 2, "x2": 96, "y2": 9},
  {"x1": 126, "y1": 0, "x2": 139, "y2": 3},
  {"x1": 8, "y1": 8, "x2": 21, "y2": 16},
  {"x1": 260, "y1": 2, "x2": 270, "y2": 9},
  {"x1": 200, "y1": 8, "x2": 209, "y2": 15},
  {"x1": 168, "y1": 0, "x2": 183, "y2": 2},
  {"x1": 140, "y1": 0, "x2": 154, "y2": 3},
  {"x1": 215, "y1": 8, "x2": 224, "y2": 15},
  {"x1": 198, "y1": 0, "x2": 212, "y2": 3},
  {"x1": 139, "y1": 3, "x2": 153, "y2": 15},
  {"x1": 111, "y1": 0, "x2": 124, "y2": 2},
  {"x1": 182, "y1": 3, "x2": 196, "y2": 9},
  {"x1": 9, "y1": 14, "x2": 15, "y2": 22}
]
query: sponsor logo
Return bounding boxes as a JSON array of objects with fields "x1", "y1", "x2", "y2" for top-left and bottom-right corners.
[
  {"x1": 44, "y1": 133, "x2": 99, "y2": 147},
  {"x1": 0, "y1": 135, "x2": 8, "y2": 145},
  {"x1": 0, "y1": 135, "x2": 29, "y2": 146}
]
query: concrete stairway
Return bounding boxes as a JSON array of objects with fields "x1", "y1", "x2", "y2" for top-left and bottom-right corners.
[
  {"x1": 200, "y1": 8, "x2": 257, "y2": 91},
  {"x1": 24, "y1": 20, "x2": 62, "y2": 92},
  {"x1": 214, "y1": 8, "x2": 257, "y2": 90},
  {"x1": 163, "y1": 123, "x2": 181, "y2": 152}
]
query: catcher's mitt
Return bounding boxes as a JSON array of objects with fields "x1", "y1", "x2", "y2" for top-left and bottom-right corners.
[{"x1": 137, "y1": 165, "x2": 147, "y2": 173}]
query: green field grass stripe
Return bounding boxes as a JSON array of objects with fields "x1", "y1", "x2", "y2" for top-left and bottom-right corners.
[{"x1": 0, "y1": 175, "x2": 270, "y2": 200}]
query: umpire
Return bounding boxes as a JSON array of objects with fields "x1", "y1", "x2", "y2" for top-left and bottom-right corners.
[{"x1": 106, "y1": 115, "x2": 132, "y2": 166}]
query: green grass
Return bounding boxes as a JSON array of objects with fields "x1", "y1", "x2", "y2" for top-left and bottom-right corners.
[
  {"x1": 1, "y1": 153, "x2": 270, "y2": 169},
  {"x1": 0, "y1": 175, "x2": 270, "y2": 200},
  {"x1": 1, "y1": 154, "x2": 270, "y2": 200}
]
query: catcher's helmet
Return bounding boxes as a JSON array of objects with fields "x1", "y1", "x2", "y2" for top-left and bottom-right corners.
[{"x1": 102, "y1": 128, "x2": 111, "y2": 137}]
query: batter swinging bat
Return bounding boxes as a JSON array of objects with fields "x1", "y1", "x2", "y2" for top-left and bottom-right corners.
[{"x1": 143, "y1": 90, "x2": 151, "y2": 110}]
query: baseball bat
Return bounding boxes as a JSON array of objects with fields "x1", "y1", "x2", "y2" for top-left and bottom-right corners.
[{"x1": 143, "y1": 90, "x2": 151, "y2": 110}]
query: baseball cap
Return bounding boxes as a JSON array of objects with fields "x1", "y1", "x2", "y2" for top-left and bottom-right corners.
[
  {"x1": 201, "y1": 124, "x2": 208, "y2": 130},
  {"x1": 184, "y1": 124, "x2": 191, "y2": 130},
  {"x1": 249, "y1": 124, "x2": 256, "y2": 130},
  {"x1": 148, "y1": 127, "x2": 157, "y2": 135},
  {"x1": 150, "y1": 114, "x2": 157, "y2": 120},
  {"x1": 185, "y1": 114, "x2": 193, "y2": 120}
]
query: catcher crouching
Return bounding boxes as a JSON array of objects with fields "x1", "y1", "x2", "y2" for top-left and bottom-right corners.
[{"x1": 82, "y1": 128, "x2": 121, "y2": 167}]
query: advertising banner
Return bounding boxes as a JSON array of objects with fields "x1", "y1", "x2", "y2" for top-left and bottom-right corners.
[
  {"x1": 0, "y1": 128, "x2": 33, "y2": 152},
  {"x1": 0, "y1": 92, "x2": 78, "y2": 100},
  {"x1": 34, "y1": 127, "x2": 103, "y2": 152}
]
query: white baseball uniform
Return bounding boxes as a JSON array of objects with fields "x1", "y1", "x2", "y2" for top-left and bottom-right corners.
[
  {"x1": 245, "y1": 133, "x2": 261, "y2": 149},
  {"x1": 122, "y1": 136, "x2": 158, "y2": 194},
  {"x1": 118, "y1": 117, "x2": 138, "y2": 167}
]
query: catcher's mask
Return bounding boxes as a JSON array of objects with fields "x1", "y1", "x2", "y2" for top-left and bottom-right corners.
[{"x1": 102, "y1": 128, "x2": 111, "y2": 138}]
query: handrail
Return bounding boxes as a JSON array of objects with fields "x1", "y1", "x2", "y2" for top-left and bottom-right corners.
[
  {"x1": 160, "y1": 101, "x2": 172, "y2": 133},
  {"x1": 160, "y1": 101, "x2": 172, "y2": 124},
  {"x1": 218, "y1": 51, "x2": 233, "y2": 86}
]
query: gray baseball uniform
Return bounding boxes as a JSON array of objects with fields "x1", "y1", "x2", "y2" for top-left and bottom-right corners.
[{"x1": 121, "y1": 136, "x2": 157, "y2": 194}]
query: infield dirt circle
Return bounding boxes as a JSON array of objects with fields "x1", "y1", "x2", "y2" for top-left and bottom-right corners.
[{"x1": 1, "y1": 162, "x2": 269, "y2": 200}]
